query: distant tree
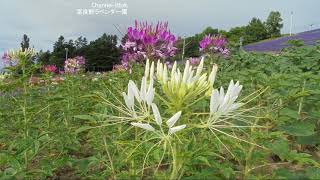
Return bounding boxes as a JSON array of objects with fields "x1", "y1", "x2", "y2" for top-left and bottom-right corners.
[
  {"x1": 174, "y1": 27, "x2": 220, "y2": 59},
  {"x1": 265, "y1": 11, "x2": 283, "y2": 38},
  {"x1": 37, "y1": 50, "x2": 51, "y2": 65},
  {"x1": 84, "y1": 33, "x2": 120, "y2": 71},
  {"x1": 21, "y1": 34, "x2": 30, "y2": 51},
  {"x1": 201, "y1": 27, "x2": 219, "y2": 37},
  {"x1": 75, "y1": 36, "x2": 88, "y2": 49},
  {"x1": 51, "y1": 36, "x2": 72, "y2": 67},
  {"x1": 245, "y1": 18, "x2": 268, "y2": 43},
  {"x1": 218, "y1": 30, "x2": 228, "y2": 37},
  {"x1": 226, "y1": 26, "x2": 247, "y2": 44}
]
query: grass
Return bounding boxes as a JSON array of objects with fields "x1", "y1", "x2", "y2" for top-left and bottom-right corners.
[{"x1": 0, "y1": 46, "x2": 320, "y2": 179}]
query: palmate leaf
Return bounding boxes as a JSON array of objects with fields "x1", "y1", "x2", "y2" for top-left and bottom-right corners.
[
  {"x1": 279, "y1": 121, "x2": 316, "y2": 136},
  {"x1": 306, "y1": 167, "x2": 320, "y2": 179},
  {"x1": 275, "y1": 168, "x2": 306, "y2": 180},
  {"x1": 297, "y1": 133, "x2": 320, "y2": 145},
  {"x1": 270, "y1": 140, "x2": 290, "y2": 161}
]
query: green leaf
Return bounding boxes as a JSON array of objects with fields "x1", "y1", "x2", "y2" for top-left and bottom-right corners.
[
  {"x1": 306, "y1": 167, "x2": 320, "y2": 179},
  {"x1": 275, "y1": 168, "x2": 306, "y2": 180},
  {"x1": 195, "y1": 156, "x2": 211, "y2": 166},
  {"x1": 279, "y1": 121, "x2": 315, "y2": 136},
  {"x1": 270, "y1": 140, "x2": 290, "y2": 161},
  {"x1": 75, "y1": 126, "x2": 93, "y2": 134},
  {"x1": 74, "y1": 115, "x2": 95, "y2": 121},
  {"x1": 297, "y1": 133, "x2": 320, "y2": 145},
  {"x1": 279, "y1": 108, "x2": 299, "y2": 119}
]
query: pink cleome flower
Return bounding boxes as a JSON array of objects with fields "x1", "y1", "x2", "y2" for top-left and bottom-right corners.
[
  {"x1": 43, "y1": 65, "x2": 57, "y2": 73},
  {"x1": 199, "y1": 35, "x2": 230, "y2": 57},
  {"x1": 120, "y1": 20, "x2": 177, "y2": 69},
  {"x1": 64, "y1": 56, "x2": 86, "y2": 74},
  {"x1": 189, "y1": 57, "x2": 201, "y2": 66}
]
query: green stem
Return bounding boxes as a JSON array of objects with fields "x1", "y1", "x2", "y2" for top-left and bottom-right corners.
[
  {"x1": 169, "y1": 143, "x2": 181, "y2": 180},
  {"x1": 102, "y1": 131, "x2": 116, "y2": 179}
]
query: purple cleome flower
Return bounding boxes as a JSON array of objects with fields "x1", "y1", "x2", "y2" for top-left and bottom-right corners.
[
  {"x1": 120, "y1": 20, "x2": 177, "y2": 69},
  {"x1": 2, "y1": 52, "x2": 10, "y2": 65},
  {"x1": 244, "y1": 29, "x2": 320, "y2": 52},
  {"x1": 189, "y1": 57, "x2": 201, "y2": 66},
  {"x1": 199, "y1": 35, "x2": 230, "y2": 57}
]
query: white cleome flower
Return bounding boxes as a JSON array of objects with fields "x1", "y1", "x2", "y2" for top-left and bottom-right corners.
[
  {"x1": 210, "y1": 80, "x2": 243, "y2": 115},
  {"x1": 122, "y1": 59, "x2": 155, "y2": 112},
  {"x1": 131, "y1": 103, "x2": 186, "y2": 135},
  {"x1": 156, "y1": 57, "x2": 218, "y2": 109}
]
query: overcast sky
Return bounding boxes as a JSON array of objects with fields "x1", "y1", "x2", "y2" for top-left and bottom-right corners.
[{"x1": 1, "y1": 0, "x2": 320, "y2": 55}]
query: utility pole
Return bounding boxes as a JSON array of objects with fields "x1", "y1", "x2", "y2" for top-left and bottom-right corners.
[
  {"x1": 290, "y1": 11, "x2": 293, "y2": 36},
  {"x1": 239, "y1": 37, "x2": 243, "y2": 49},
  {"x1": 182, "y1": 37, "x2": 186, "y2": 61},
  {"x1": 65, "y1": 48, "x2": 69, "y2": 60}
]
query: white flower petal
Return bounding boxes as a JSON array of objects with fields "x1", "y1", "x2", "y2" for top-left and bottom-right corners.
[
  {"x1": 140, "y1": 77, "x2": 147, "y2": 101},
  {"x1": 129, "y1": 80, "x2": 141, "y2": 102},
  {"x1": 163, "y1": 65, "x2": 168, "y2": 83},
  {"x1": 145, "y1": 59, "x2": 150, "y2": 79},
  {"x1": 209, "y1": 64, "x2": 218, "y2": 86},
  {"x1": 151, "y1": 103, "x2": 162, "y2": 125},
  {"x1": 210, "y1": 89, "x2": 220, "y2": 113},
  {"x1": 122, "y1": 92, "x2": 130, "y2": 108},
  {"x1": 182, "y1": 60, "x2": 190, "y2": 83},
  {"x1": 131, "y1": 122, "x2": 155, "y2": 131},
  {"x1": 169, "y1": 124, "x2": 186, "y2": 135},
  {"x1": 146, "y1": 88, "x2": 154, "y2": 106},
  {"x1": 196, "y1": 57, "x2": 204, "y2": 77},
  {"x1": 150, "y1": 61, "x2": 155, "y2": 79},
  {"x1": 166, "y1": 111, "x2": 182, "y2": 128}
]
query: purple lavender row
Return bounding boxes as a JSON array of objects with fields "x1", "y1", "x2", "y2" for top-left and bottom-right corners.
[{"x1": 244, "y1": 29, "x2": 320, "y2": 52}]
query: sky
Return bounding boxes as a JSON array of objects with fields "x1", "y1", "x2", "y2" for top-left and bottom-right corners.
[{"x1": 1, "y1": 0, "x2": 320, "y2": 64}]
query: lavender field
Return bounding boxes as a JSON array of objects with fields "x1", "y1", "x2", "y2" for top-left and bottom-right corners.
[{"x1": 244, "y1": 29, "x2": 320, "y2": 52}]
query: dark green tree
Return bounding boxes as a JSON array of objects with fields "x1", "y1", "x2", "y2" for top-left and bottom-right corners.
[
  {"x1": 226, "y1": 26, "x2": 247, "y2": 44},
  {"x1": 75, "y1": 36, "x2": 88, "y2": 49},
  {"x1": 265, "y1": 11, "x2": 283, "y2": 38},
  {"x1": 50, "y1": 36, "x2": 73, "y2": 68},
  {"x1": 174, "y1": 27, "x2": 219, "y2": 59},
  {"x1": 37, "y1": 50, "x2": 51, "y2": 65},
  {"x1": 21, "y1": 34, "x2": 30, "y2": 51},
  {"x1": 84, "y1": 33, "x2": 120, "y2": 71},
  {"x1": 245, "y1": 18, "x2": 268, "y2": 43}
]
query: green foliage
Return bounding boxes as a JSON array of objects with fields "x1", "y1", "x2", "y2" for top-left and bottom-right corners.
[
  {"x1": 288, "y1": 39, "x2": 305, "y2": 47},
  {"x1": 245, "y1": 18, "x2": 268, "y2": 43},
  {"x1": 175, "y1": 27, "x2": 219, "y2": 59},
  {"x1": 37, "y1": 34, "x2": 120, "y2": 71},
  {"x1": 265, "y1": 11, "x2": 283, "y2": 38},
  {"x1": 84, "y1": 33, "x2": 120, "y2": 71},
  {"x1": 1, "y1": 45, "x2": 320, "y2": 179},
  {"x1": 177, "y1": 11, "x2": 284, "y2": 59}
]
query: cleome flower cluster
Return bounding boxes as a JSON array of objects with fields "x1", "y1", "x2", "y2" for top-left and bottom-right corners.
[
  {"x1": 119, "y1": 58, "x2": 247, "y2": 140},
  {"x1": 2, "y1": 48, "x2": 36, "y2": 66},
  {"x1": 96, "y1": 56, "x2": 263, "y2": 178},
  {"x1": 64, "y1": 56, "x2": 86, "y2": 74},
  {"x1": 43, "y1": 64, "x2": 57, "y2": 73},
  {"x1": 156, "y1": 57, "x2": 218, "y2": 111},
  {"x1": 199, "y1": 34, "x2": 230, "y2": 57},
  {"x1": 121, "y1": 20, "x2": 177, "y2": 69},
  {"x1": 123, "y1": 59, "x2": 186, "y2": 136}
]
